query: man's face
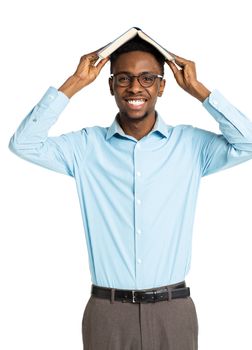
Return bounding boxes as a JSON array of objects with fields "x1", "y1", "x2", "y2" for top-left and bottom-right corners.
[{"x1": 109, "y1": 51, "x2": 166, "y2": 121}]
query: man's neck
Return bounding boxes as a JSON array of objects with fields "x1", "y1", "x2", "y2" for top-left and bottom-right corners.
[{"x1": 117, "y1": 112, "x2": 157, "y2": 141}]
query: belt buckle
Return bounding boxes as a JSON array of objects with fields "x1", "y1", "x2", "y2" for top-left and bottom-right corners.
[{"x1": 132, "y1": 290, "x2": 136, "y2": 303}]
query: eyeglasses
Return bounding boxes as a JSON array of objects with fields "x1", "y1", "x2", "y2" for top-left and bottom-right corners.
[{"x1": 110, "y1": 72, "x2": 163, "y2": 88}]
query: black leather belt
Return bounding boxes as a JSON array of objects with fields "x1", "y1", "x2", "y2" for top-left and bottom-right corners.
[{"x1": 91, "y1": 282, "x2": 190, "y2": 303}]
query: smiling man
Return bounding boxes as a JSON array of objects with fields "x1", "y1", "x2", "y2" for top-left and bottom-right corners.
[
  {"x1": 9, "y1": 35, "x2": 252, "y2": 350},
  {"x1": 109, "y1": 47, "x2": 166, "y2": 140}
]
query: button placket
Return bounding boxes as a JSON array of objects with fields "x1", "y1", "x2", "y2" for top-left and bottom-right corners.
[{"x1": 134, "y1": 141, "x2": 144, "y2": 286}]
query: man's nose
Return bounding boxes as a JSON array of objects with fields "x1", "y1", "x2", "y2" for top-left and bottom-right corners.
[{"x1": 127, "y1": 77, "x2": 143, "y2": 93}]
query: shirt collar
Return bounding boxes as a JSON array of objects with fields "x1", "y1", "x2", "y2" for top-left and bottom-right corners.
[{"x1": 105, "y1": 112, "x2": 170, "y2": 141}]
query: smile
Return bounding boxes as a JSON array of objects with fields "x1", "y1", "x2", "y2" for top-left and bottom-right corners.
[{"x1": 128, "y1": 99, "x2": 145, "y2": 105}]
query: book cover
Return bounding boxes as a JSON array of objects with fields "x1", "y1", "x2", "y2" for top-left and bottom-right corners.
[{"x1": 97, "y1": 27, "x2": 175, "y2": 63}]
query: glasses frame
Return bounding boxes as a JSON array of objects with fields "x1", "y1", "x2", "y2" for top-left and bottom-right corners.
[{"x1": 110, "y1": 72, "x2": 164, "y2": 88}]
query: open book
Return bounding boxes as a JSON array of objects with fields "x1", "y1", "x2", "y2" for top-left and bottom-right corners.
[{"x1": 96, "y1": 27, "x2": 175, "y2": 64}]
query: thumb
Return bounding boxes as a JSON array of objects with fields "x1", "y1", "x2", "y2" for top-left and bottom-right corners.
[
  {"x1": 166, "y1": 60, "x2": 185, "y2": 88},
  {"x1": 166, "y1": 60, "x2": 180, "y2": 76}
]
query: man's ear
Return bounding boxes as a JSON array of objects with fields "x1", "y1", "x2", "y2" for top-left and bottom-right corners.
[
  {"x1": 109, "y1": 78, "x2": 114, "y2": 96},
  {"x1": 158, "y1": 78, "x2": 166, "y2": 97}
]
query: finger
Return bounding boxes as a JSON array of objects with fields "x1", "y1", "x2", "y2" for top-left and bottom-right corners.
[
  {"x1": 170, "y1": 53, "x2": 187, "y2": 61},
  {"x1": 166, "y1": 60, "x2": 186, "y2": 87},
  {"x1": 81, "y1": 50, "x2": 100, "y2": 62},
  {"x1": 166, "y1": 59, "x2": 184, "y2": 76},
  {"x1": 95, "y1": 56, "x2": 110, "y2": 72},
  {"x1": 166, "y1": 60, "x2": 180, "y2": 75},
  {"x1": 87, "y1": 53, "x2": 102, "y2": 67},
  {"x1": 79, "y1": 53, "x2": 97, "y2": 66},
  {"x1": 168, "y1": 53, "x2": 192, "y2": 68},
  {"x1": 174, "y1": 57, "x2": 187, "y2": 68}
]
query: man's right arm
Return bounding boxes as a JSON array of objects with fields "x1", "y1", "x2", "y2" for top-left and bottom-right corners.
[
  {"x1": 8, "y1": 86, "x2": 77, "y2": 175},
  {"x1": 8, "y1": 51, "x2": 109, "y2": 175}
]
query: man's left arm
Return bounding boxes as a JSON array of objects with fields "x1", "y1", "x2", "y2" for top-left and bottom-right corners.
[{"x1": 167, "y1": 55, "x2": 252, "y2": 176}]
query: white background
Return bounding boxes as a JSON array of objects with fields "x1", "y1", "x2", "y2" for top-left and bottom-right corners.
[{"x1": 1, "y1": 0, "x2": 252, "y2": 349}]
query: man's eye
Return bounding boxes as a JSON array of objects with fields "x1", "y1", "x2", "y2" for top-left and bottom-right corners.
[
  {"x1": 118, "y1": 75, "x2": 130, "y2": 82},
  {"x1": 142, "y1": 75, "x2": 153, "y2": 82}
]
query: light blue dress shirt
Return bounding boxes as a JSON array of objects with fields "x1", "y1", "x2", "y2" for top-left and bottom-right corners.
[{"x1": 9, "y1": 87, "x2": 252, "y2": 290}]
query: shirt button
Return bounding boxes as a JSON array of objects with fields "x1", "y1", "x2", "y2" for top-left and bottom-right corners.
[
  {"x1": 48, "y1": 94, "x2": 54, "y2": 100},
  {"x1": 137, "y1": 229, "x2": 142, "y2": 235},
  {"x1": 136, "y1": 171, "x2": 141, "y2": 177},
  {"x1": 32, "y1": 118, "x2": 37, "y2": 122},
  {"x1": 136, "y1": 143, "x2": 141, "y2": 148},
  {"x1": 212, "y1": 99, "x2": 218, "y2": 106},
  {"x1": 137, "y1": 258, "x2": 142, "y2": 264},
  {"x1": 137, "y1": 199, "x2": 141, "y2": 205}
]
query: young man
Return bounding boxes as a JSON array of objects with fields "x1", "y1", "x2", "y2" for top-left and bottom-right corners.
[{"x1": 9, "y1": 37, "x2": 252, "y2": 350}]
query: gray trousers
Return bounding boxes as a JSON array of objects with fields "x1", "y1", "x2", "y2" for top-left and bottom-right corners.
[{"x1": 82, "y1": 282, "x2": 198, "y2": 350}]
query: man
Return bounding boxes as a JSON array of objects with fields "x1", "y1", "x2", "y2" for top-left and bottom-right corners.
[{"x1": 9, "y1": 36, "x2": 252, "y2": 350}]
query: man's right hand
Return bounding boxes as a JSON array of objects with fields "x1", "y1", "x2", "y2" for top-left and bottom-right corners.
[{"x1": 58, "y1": 50, "x2": 110, "y2": 98}]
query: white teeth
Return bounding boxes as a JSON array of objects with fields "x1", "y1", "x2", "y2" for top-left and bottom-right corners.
[{"x1": 127, "y1": 99, "x2": 145, "y2": 105}]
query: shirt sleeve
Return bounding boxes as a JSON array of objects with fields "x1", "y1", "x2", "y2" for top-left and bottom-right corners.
[
  {"x1": 200, "y1": 89, "x2": 252, "y2": 176},
  {"x1": 9, "y1": 86, "x2": 79, "y2": 177}
]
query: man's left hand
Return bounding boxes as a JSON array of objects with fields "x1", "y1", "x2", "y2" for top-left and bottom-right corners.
[{"x1": 166, "y1": 54, "x2": 211, "y2": 102}]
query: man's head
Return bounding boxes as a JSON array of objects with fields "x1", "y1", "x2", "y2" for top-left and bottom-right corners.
[
  {"x1": 110, "y1": 36, "x2": 165, "y2": 75},
  {"x1": 109, "y1": 36, "x2": 166, "y2": 122}
]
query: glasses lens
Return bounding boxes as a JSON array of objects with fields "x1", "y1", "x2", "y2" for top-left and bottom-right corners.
[
  {"x1": 116, "y1": 74, "x2": 131, "y2": 86},
  {"x1": 139, "y1": 74, "x2": 155, "y2": 87}
]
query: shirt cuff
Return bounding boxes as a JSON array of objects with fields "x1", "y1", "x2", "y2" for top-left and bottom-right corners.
[
  {"x1": 38, "y1": 86, "x2": 69, "y2": 114},
  {"x1": 202, "y1": 89, "x2": 229, "y2": 113}
]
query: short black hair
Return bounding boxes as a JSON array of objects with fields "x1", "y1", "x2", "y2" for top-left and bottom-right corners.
[{"x1": 110, "y1": 36, "x2": 165, "y2": 75}]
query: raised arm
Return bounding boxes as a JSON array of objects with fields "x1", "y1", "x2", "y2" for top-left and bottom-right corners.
[
  {"x1": 167, "y1": 54, "x2": 252, "y2": 176},
  {"x1": 9, "y1": 50, "x2": 109, "y2": 175},
  {"x1": 58, "y1": 50, "x2": 109, "y2": 98},
  {"x1": 166, "y1": 53, "x2": 211, "y2": 102}
]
